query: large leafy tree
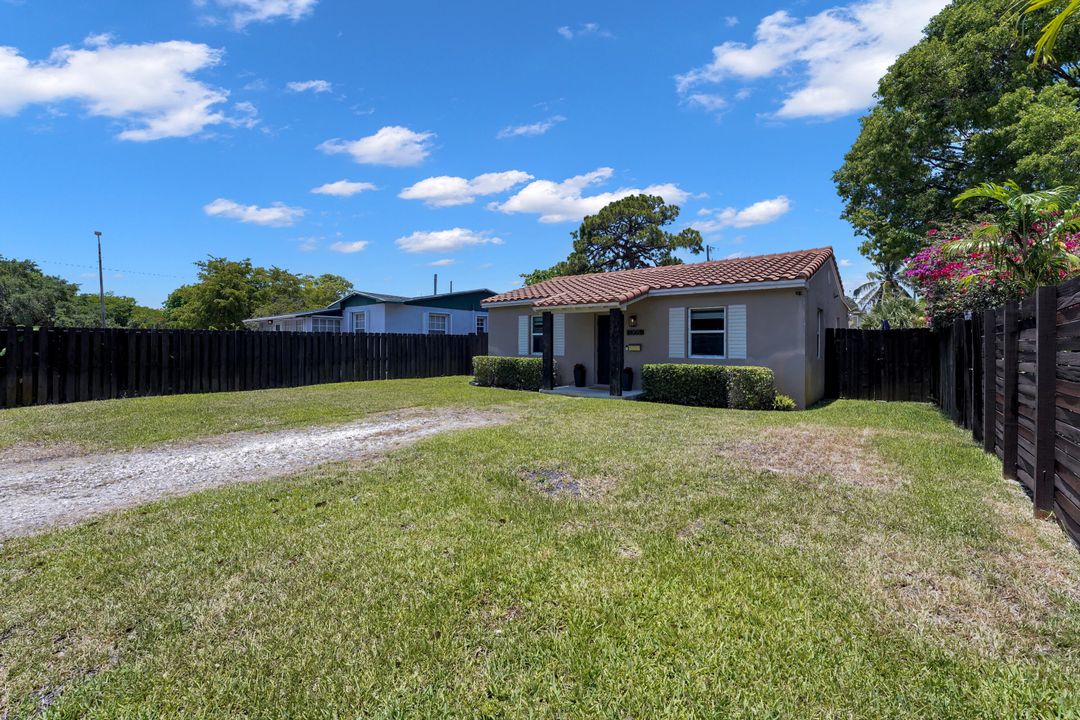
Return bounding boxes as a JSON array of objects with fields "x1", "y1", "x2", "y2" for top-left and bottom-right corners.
[
  {"x1": 523, "y1": 194, "x2": 703, "y2": 285},
  {"x1": 834, "y1": 0, "x2": 1080, "y2": 264},
  {"x1": 164, "y1": 257, "x2": 355, "y2": 329},
  {"x1": 0, "y1": 256, "x2": 78, "y2": 326}
]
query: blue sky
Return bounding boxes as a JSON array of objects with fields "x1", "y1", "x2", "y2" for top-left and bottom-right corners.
[{"x1": 0, "y1": 0, "x2": 948, "y2": 306}]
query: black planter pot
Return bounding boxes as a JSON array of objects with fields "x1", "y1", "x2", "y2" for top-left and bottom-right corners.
[
  {"x1": 621, "y1": 367, "x2": 634, "y2": 392},
  {"x1": 573, "y1": 364, "x2": 586, "y2": 387}
]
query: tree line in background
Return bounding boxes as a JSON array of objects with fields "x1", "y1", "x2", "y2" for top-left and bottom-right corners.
[
  {"x1": 0, "y1": 255, "x2": 353, "y2": 330},
  {"x1": 837, "y1": 0, "x2": 1080, "y2": 328}
]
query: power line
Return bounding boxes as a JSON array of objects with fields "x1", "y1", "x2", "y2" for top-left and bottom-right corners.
[{"x1": 33, "y1": 258, "x2": 183, "y2": 280}]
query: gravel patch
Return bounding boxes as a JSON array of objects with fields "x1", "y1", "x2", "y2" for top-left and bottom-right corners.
[{"x1": 0, "y1": 408, "x2": 507, "y2": 541}]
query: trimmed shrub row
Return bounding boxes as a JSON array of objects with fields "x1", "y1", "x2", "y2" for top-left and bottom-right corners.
[
  {"x1": 641, "y1": 363, "x2": 787, "y2": 410},
  {"x1": 473, "y1": 356, "x2": 555, "y2": 391}
]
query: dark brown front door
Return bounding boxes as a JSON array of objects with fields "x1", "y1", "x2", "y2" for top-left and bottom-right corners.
[{"x1": 596, "y1": 315, "x2": 610, "y2": 385}]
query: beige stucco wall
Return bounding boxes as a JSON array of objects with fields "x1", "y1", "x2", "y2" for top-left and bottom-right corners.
[{"x1": 486, "y1": 264, "x2": 848, "y2": 408}]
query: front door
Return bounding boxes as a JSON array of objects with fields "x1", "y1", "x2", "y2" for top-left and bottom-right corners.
[{"x1": 596, "y1": 315, "x2": 610, "y2": 385}]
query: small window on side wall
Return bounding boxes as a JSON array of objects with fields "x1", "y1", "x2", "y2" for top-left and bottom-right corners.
[
  {"x1": 428, "y1": 313, "x2": 449, "y2": 335},
  {"x1": 476, "y1": 315, "x2": 488, "y2": 334},
  {"x1": 689, "y1": 308, "x2": 725, "y2": 357},
  {"x1": 351, "y1": 311, "x2": 366, "y2": 333}
]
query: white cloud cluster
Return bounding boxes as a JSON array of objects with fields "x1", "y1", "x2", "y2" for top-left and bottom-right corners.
[
  {"x1": 287, "y1": 79, "x2": 332, "y2": 93},
  {"x1": 694, "y1": 196, "x2": 791, "y2": 232},
  {"x1": 676, "y1": 0, "x2": 947, "y2": 119},
  {"x1": 203, "y1": 198, "x2": 305, "y2": 227},
  {"x1": 399, "y1": 171, "x2": 532, "y2": 207},
  {"x1": 0, "y1": 38, "x2": 247, "y2": 141},
  {"x1": 396, "y1": 228, "x2": 503, "y2": 253},
  {"x1": 311, "y1": 179, "x2": 377, "y2": 197},
  {"x1": 328, "y1": 240, "x2": 368, "y2": 253},
  {"x1": 497, "y1": 115, "x2": 565, "y2": 139},
  {"x1": 318, "y1": 126, "x2": 434, "y2": 166},
  {"x1": 557, "y1": 23, "x2": 612, "y2": 40},
  {"x1": 197, "y1": 0, "x2": 318, "y2": 29},
  {"x1": 491, "y1": 167, "x2": 689, "y2": 224}
]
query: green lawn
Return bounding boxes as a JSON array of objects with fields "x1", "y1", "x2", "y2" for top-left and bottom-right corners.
[{"x1": 3, "y1": 378, "x2": 1080, "y2": 718}]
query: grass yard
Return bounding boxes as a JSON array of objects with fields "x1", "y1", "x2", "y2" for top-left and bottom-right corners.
[{"x1": 3, "y1": 377, "x2": 1080, "y2": 718}]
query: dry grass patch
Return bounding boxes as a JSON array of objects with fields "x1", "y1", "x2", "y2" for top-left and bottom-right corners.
[
  {"x1": 718, "y1": 425, "x2": 900, "y2": 490},
  {"x1": 517, "y1": 467, "x2": 617, "y2": 500},
  {"x1": 849, "y1": 490, "x2": 1080, "y2": 659}
]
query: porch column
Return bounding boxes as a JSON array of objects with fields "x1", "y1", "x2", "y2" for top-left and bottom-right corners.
[
  {"x1": 541, "y1": 311, "x2": 555, "y2": 390},
  {"x1": 609, "y1": 308, "x2": 624, "y2": 396}
]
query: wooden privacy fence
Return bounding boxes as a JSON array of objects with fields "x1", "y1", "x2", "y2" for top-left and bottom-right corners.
[
  {"x1": 0, "y1": 327, "x2": 488, "y2": 408},
  {"x1": 824, "y1": 328, "x2": 938, "y2": 401},
  {"x1": 826, "y1": 276, "x2": 1080, "y2": 548}
]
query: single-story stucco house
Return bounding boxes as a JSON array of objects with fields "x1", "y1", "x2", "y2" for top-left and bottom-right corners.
[
  {"x1": 481, "y1": 247, "x2": 847, "y2": 408},
  {"x1": 245, "y1": 288, "x2": 494, "y2": 335}
]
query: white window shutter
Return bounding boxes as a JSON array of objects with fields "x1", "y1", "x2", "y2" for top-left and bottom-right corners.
[
  {"x1": 668, "y1": 307, "x2": 686, "y2": 358},
  {"x1": 727, "y1": 304, "x2": 747, "y2": 359},
  {"x1": 553, "y1": 314, "x2": 565, "y2": 356},
  {"x1": 517, "y1": 315, "x2": 529, "y2": 355}
]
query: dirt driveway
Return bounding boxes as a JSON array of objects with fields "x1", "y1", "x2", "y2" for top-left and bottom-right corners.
[{"x1": 0, "y1": 408, "x2": 506, "y2": 541}]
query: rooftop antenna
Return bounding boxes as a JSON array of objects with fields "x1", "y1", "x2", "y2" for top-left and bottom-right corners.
[
  {"x1": 450, "y1": 280, "x2": 453, "y2": 293},
  {"x1": 433, "y1": 273, "x2": 438, "y2": 295}
]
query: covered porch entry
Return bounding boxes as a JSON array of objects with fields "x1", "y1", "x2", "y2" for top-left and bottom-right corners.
[{"x1": 539, "y1": 307, "x2": 627, "y2": 397}]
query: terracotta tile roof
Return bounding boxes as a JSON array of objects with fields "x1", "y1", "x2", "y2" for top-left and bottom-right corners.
[{"x1": 483, "y1": 247, "x2": 836, "y2": 308}]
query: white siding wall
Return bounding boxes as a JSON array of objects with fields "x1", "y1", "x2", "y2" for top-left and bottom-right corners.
[{"x1": 382, "y1": 304, "x2": 486, "y2": 334}]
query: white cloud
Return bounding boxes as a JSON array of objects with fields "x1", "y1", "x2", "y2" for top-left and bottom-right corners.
[
  {"x1": 724, "y1": 16, "x2": 739, "y2": 27},
  {"x1": 0, "y1": 37, "x2": 251, "y2": 141},
  {"x1": 839, "y1": 258, "x2": 852, "y2": 267},
  {"x1": 686, "y1": 93, "x2": 727, "y2": 113},
  {"x1": 203, "y1": 198, "x2": 304, "y2": 227},
  {"x1": 694, "y1": 196, "x2": 791, "y2": 232},
  {"x1": 399, "y1": 171, "x2": 532, "y2": 208},
  {"x1": 676, "y1": 0, "x2": 948, "y2": 119},
  {"x1": 396, "y1": 228, "x2": 504, "y2": 253},
  {"x1": 328, "y1": 240, "x2": 368, "y2": 253},
  {"x1": 318, "y1": 126, "x2": 434, "y2": 166},
  {"x1": 197, "y1": 0, "x2": 318, "y2": 29},
  {"x1": 287, "y1": 79, "x2": 331, "y2": 93},
  {"x1": 297, "y1": 236, "x2": 319, "y2": 251},
  {"x1": 557, "y1": 22, "x2": 612, "y2": 40},
  {"x1": 428, "y1": 258, "x2": 455, "y2": 267},
  {"x1": 311, "y1": 179, "x2": 377, "y2": 197},
  {"x1": 497, "y1": 115, "x2": 565, "y2": 139},
  {"x1": 491, "y1": 167, "x2": 690, "y2": 224}
]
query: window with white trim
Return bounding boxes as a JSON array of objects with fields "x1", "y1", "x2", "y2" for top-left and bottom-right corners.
[
  {"x1": 311, "y1": 317, "x2": 341, "y2": 333},
  {"x1": 689, "y1": 307, "x2": 725, "y2": 357},
  {"x1": 476, "y1": 315, "x2": 488, "y2": 334},
  {"x1": 531, "y1": 315, "x2": 544, "y2": 354},
  {"x1": 428, "y1": 313, "x2": 449, "y2": 335},
  {"x1": 350, "y1": 311, "x2": 367, "y2": 333}
]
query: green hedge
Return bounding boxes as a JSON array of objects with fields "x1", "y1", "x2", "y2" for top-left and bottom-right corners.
[
  {"x1": 473, "y1": 356, "x2": 554, "y2": 391},
  {"x1": 641, "y1": 363, "x2": 782, "y2": 410},
  {"x1": 640, "y1": 364, "x2": 729, "y2": 407}
]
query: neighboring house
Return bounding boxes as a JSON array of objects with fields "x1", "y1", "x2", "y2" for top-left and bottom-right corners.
[
  {"x1": 246, "y1": 288, "x2": 494, "y2": 335},
  {"x1": 481, "y1": 248, "x2": 847, "y2": 408}
]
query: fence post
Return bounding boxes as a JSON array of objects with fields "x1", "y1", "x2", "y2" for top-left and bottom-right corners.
[
  {"x1": 1035, "y1": 286, "x2": 1057, "y2": 518},
  {"x1": 982, "y1": 309, "x2": 996, "y2": 454},
  {"x1": 1002, "y1": 301, "x2": 1019, "y2": 481}
]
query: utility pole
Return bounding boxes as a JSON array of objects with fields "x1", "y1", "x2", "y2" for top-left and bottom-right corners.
[
  {"x1": 706, "y1": 245, "x2": 713, "y2": 261},
  {"x1": 94, "y1": 231, "x2": 106, "y2": 327},
  {"x1": 433, "y1": 273, "x2": 438, "y2": 295}
]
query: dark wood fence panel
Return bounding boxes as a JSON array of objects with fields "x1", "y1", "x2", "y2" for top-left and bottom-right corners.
[
  {"x1": 825, "y1": 328, "x2": 938, "y2": 402},
  {"x1": 0, "y1": 328, "x2": 488, "y2": 409}
]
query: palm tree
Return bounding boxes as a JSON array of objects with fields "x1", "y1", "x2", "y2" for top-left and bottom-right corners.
[
  {"x1": 950, "y1": 180, "x2": 1080, "y2": 292},
  {"x1": 852, "y1": 259, "x2": 915, "y2": 313},
  {"x1": 1023, "y1": 0, "x2": 1079, "y2": 64}
]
